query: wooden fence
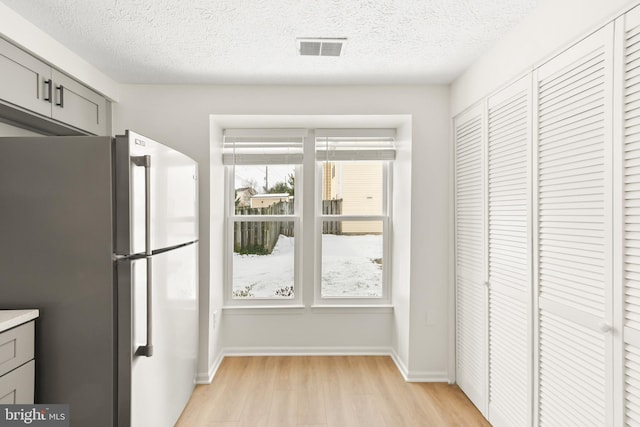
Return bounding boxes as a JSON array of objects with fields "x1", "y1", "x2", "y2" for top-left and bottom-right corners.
[
  {"x1": 233, "y1": 199, "x2": 343, "y2": 254},
  {"x1": 234, "y1": 200, "x2": 294, "y2": 254},
  {"x1": 322, "y1": 199, "x2": 343, "y2": 234},
  {"x1": 235, "y1": 200, "x2": 294, "y2": 216}
]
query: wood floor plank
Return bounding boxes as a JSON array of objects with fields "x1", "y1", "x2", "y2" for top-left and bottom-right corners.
[
  {"x1": 351, "y1": 394, "x2": 388, "y2": 427},
  {"x1": 237, "y1": 357, "x2": 278, "y2": 427},
  {"x1": 175, "y1": 356, "x2": 489, "y2": 427},
  {"x1": 297, "y1": 389, "x2": 327, "y2": 425},
  {"x1": 267, "y1": 390, "x2": 298, "y2": 427},
  {"x1": 323, "y1": 391, "x2": 361, "y2": 427}
]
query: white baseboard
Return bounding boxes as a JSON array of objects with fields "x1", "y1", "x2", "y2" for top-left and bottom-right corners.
[
  {"x1": 404, "y1": 370, "x2": 450, "y2": 382},
  {"x1": 201, "y1": 346, "x2": 448, "y2": 383},
  {"x1": 390, "y1": 349, "x2": 450, "y2": 383},
  {"x1": 222, "y1": 346, "x2": 393, "y2": 356},
  {"x1": 390, "y1": 349, "x2": 409, "y2": 380},
  {"x1": 195, "y1": 350, "x2": 224, "y2": 384}
]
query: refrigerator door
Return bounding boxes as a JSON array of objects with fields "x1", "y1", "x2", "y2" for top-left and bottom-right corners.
[
  {"x1": 117, "y1": 243, "x2": 198, "y2": 427},
  {"x1": 114, "y1": 130, "x2": 198, "y2": 256}
]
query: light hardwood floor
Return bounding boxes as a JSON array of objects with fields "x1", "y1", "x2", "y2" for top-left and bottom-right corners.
[{"x1": 175, "y1": 356, "x2": 489, "y2": 427}]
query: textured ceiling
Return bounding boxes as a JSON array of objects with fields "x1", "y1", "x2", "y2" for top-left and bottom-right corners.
[{"x1": 0, "y1": 0, "x2": 537, "y2": 85}]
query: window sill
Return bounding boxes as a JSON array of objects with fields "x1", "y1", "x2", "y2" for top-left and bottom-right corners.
[
  {"x1": 310, "y1": 304, "x2": 394, "y2": 314},
  {"x1": 220, "y1": 304, "x2": 394, "y2": 314},
  {"x1": 222, "y1": 305, "x2": 306, "y2": 315}
]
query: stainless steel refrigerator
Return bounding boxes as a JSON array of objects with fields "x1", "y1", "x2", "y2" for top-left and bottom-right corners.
[{"x1": 0, "y1": 130, "x2": 199, "y2": 427}]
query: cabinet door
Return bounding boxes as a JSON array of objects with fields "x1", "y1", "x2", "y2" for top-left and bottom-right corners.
[
  {"x1": 454, "y1": 103, "x2": 487, "y2": 414},
  {"x1": 51, "y1": 69, "x2": 108, "y2": 135},
  {"x1": 535, "y1": 23, "x2": 614, "y2": 426},
  {"x1": 0, "y1": 37, "x2": 51, "y2": 117},
  {"x1": 0, "y1": 360, "x2": 34, "y2": 404},
  {"x1": 621, "y1": 5, "x2": 640, "y2": 426},
  {"x1": 487, "y1": 75, "x2": 532, "y2": 427}
]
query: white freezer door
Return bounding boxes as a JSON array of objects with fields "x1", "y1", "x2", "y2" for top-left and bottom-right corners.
[
  {"x1": 115, "y1": 130, "x2": 198, "y2": 255},
  {"x1": 121, "y1": 243, "x2": 198, "y2": 427}
]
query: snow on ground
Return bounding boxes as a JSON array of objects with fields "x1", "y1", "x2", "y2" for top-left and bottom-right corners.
[
  {"x1": 233, "y1": 234, "x2": 382, "y2": 298},
  {"x1": 321, "y1": 234, "x2": 382, "y2": 297}
]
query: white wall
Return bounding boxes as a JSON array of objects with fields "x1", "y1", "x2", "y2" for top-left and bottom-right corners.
[
  {"x1": 408, "y1": 87, "x2": 451, "y2": 379},
  {"x1": 113, "y1": 85, "x2": 450, "y2": 380},
  {"x1": 451, "y1": 0, "x2": 639, "y2": 116}
]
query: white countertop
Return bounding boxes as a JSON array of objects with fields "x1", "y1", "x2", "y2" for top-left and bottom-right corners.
[{"x1": 0, "y1": 309, "x2": 39, "y2": 333}]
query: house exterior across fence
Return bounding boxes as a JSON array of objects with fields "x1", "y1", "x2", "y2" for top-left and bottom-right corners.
[
  {"x1": 250, "y1": 193, "x2": 291, "y2": 208},
  {"x1": 322, "y1": 161, "x2": 383, "y2": 234}
]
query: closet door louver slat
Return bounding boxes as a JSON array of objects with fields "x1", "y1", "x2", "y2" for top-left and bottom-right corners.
[
  {"x1": 624, "y1": 7, "x2": 640, "y2": 426},
  {"x1": 536, "y1": 24, "x2": 614, "y2": 427},
  {"x1": 487, "y1": 76, "x2": 532, "y2": 427},
  {"x1": 455, "y1": 105, "x2": 487, "y2": 414}
]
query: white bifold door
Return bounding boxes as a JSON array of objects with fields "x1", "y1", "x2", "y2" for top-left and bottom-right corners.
[
  {"x1": 454, "y1": 5, "x2": 640, "y2": 425},
  {"x1": 534, "y1": 23, "x2": 614, "y2": 426},
  {"x1": 621, "y1": 6, "x2": 640, "y2": 426},
  {"x1": 455, "y1": 78, "x2": 533, "y2": 425},
  {"x1": 486, "y1": 75, "x2": 532, "y2": 427},
  {"x1": 454, "y1": 104, "x2": 487, "y2": 414}
]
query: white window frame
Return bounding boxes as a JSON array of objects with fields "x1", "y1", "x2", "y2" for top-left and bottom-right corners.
[
  {"x1": 314, "y1": 129, "x2": 394, "y2": 305},
  {"x1": 222, "y1": 127, "x2": 395, "y2": 307},
  {"x1": 223, "y1": 129, "x2": 304, "y2": 307}
]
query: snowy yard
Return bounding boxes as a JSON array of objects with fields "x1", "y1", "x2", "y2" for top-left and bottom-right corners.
[{"x1": 233, "y1": 234, "x2": 382, "y2": 298}]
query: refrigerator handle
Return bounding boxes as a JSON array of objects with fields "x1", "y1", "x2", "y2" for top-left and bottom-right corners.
[
  {"x1": 132, "y1": 155, "x2": 154, "y2": 357},
  {"x1": 132, "y1": 155, "x2": 152, "y2": 257}
]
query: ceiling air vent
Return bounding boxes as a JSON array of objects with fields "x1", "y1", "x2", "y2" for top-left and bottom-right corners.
[{"x1": 296, "y1": 38, "x2": 347, "y2": 57}]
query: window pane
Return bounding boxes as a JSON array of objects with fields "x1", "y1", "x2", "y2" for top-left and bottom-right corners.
[
  {"x1": 234, "y1": 165, "x2": 295, "y2": 215},
  {"x1": 321, "y1": 221, "x2": 383, "y2": 297},
  {"x1": 320, "y1": 161, "x2": 383, "y2": 216},
  {"x1": 232, "y1": 221, "x2": 294, "y2": 299}
]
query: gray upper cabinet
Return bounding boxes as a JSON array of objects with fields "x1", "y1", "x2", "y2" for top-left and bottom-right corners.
[
  {"x1": 0, "y1": 37, "x2": 108, "y2": 135},
  {"x1": 51, "y1": 70, "x2": 107, "y2": 136},
  {"x1": 0, "y1": 37, "x2": 51, "y2": 118}
]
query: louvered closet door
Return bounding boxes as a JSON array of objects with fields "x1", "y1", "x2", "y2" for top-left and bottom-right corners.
[
  {"x1": 454, "y1": 104, "x2": 487, "y2": 414},
  {"x1": 487, "y1": 75, "x2": 532, "y2": 427},
  {"x1": 535, "y1": 24, "x2": 614, "y2": 426},
  {"x1": 622, "y1": 6, "x2": 640, "y2": 426}
]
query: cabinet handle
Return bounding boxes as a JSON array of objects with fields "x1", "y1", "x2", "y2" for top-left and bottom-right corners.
[
  {"x1": 44, "y1": 79, "x2": 52, "y2": 103},
  {"x1": 55, "y1": 85, "x2": 64, "y2": 107}
]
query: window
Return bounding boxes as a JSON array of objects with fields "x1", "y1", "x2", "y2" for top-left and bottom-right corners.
[
  {"x1": 316, "y1": 130, "x2": 394, "y2": 303},
  {"x1": 223, "y1": 129, "x2": 304, "y2": 304},
  {"x1": 223, "y1": 127, "x2": 395, "y2": 306}
]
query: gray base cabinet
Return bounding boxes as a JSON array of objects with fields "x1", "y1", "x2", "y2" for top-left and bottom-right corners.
[
  {"x1": 0, "y1": 37, "x2": 108, "y2": 135},
  {"x1": 0, "y1": 321, "x2": 35, "y2": 404},
  {"x1": 0, "y1": 361, "x2": 34, "y2": 404}
]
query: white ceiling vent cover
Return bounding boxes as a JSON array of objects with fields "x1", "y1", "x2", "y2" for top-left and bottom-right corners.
[{"x1": 297, "y1": 38, "x2": 347, "y2": 57}]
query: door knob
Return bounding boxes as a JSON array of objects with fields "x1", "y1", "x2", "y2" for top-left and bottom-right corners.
[{"x1": 598, "y1": 322, "x2": 611, "y2": 333}]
